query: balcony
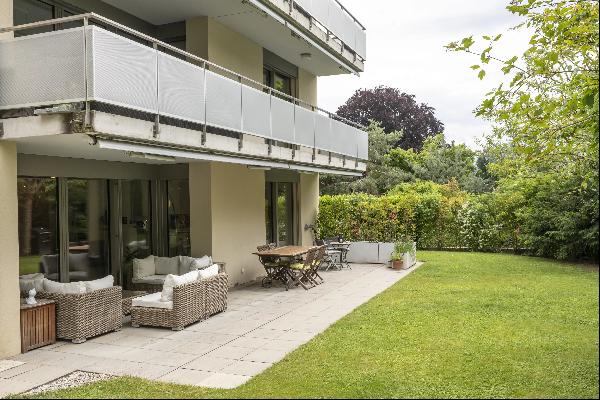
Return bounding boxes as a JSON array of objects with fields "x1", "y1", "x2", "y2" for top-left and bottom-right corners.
[
  {"x1": 96, "y1": 0, "x2": 366, "y2": 74},
  {"x1": 0, "y1": 14, "x2": 368, "y2": 173}
]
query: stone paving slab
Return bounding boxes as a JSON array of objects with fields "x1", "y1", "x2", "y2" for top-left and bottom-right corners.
[{"x1": 1, "y1": 263, "x2": 422, "y2": 396}]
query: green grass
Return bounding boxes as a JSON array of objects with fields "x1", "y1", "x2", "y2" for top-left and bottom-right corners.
[
  {"x1": 21, "y1": 252, "x2": 599, "y2": 399},
  {"x1": 19, "y1": 256, "x2": 42, "y2": 276}
]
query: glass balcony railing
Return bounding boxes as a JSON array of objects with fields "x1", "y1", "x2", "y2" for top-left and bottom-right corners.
[
  {"x1": 292, "y1": 0, "x2": 366, "y2": 60},
  {"x1": 0, "y1": 13, "x2": 368, "y2": 161}
]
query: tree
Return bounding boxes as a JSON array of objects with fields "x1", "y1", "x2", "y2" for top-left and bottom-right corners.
[
  {"x1": 386, "y1": 134, "x2": 495, "y2": 193},
  {"x1": 447, "y1": 0, "x2": 599, "y2": 260},
  {"x1": 336, "y1": 86, "x2": 445, "y2": 150},
  {"x1": 320, "y1": 122, "x2": 405, "y2": 195}
]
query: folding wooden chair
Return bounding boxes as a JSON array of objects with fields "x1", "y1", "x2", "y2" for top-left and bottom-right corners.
[
  {"x1": 289, "y1": 248, "x2": 318, "y2": 290},
  {"x1": 257, "y1": 244, "x2": 285, "y2": 288},
  {"x1": 308, "y1": 245, "x2": 326, "y2": 284}
]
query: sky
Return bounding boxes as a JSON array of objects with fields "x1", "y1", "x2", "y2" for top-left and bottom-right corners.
[{"x1": 317, "y1": 0, "x2": 531, "y2": 148}]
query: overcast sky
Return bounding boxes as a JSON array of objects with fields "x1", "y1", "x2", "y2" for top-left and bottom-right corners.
[{"x1": 318, "y1": 0, "x2": 531, "y2": 148}]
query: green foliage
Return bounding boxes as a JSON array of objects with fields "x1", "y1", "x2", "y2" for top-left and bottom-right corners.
[
  {"x1": 391, "y1": 239, "x2": 414, "y2": 260},
  {"x1": 386, "y1": 134, "x2": 495, "y2": 193},
  {"x1": 444, "y1": 0, "x2": 599, "y2": 260},
  {"x1": 317, "y1": 181, "x2": 470, "y2": 249},
  {"x1": 320, "y1": 122, "x2": 406, "y2": 195}
]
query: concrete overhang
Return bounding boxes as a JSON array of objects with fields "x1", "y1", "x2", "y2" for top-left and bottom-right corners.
[{"x1": 100, "y1": 0, "x2": 363, "y2": 76}]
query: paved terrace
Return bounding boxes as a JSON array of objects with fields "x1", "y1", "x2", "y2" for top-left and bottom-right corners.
[{"x1": 0, "y1": 263, "x2": 421, "y2": 396}]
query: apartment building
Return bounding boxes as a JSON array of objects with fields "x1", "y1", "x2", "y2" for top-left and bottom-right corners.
[{"x1": 0, "y1": 0, "x2": 367, "y2": 357}]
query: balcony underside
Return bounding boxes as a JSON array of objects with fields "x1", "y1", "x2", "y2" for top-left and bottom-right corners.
[{"x1": 3, "y1": 111, "x2": 366, "y2": 176}]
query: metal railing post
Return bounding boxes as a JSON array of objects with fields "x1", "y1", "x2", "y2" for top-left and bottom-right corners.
[
  {"x1": 202, "y1": 61, "x2": 207, "y2": 145},
  {"x1": 83, "y1": 16, "x2": 90, "y2": 127},
  {"x1": 153, "y1": 42, "x2": 160, "y2": 138}
]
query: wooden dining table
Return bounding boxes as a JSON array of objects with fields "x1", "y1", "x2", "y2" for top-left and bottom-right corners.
[
  {"x1": 253, "y1": 245, "x2": 316, "y2": 258},
  {"x1": 253, "y1": 245, "x2": 317, "y2": 290}
]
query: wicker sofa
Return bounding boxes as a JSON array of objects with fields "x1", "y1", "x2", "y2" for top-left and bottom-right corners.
[
  {"x1": 131, "y1": 273, "x2": 228, "y2": 331},
  {"x1": 36, "y1": 286, "x2": 123, "y2": 344}
]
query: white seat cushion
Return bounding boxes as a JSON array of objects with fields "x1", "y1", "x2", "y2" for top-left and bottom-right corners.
[
  {"x1": 42, "y1": 278, "x2": 86, "y2": 294},
  {"x1": 132, "y1": 292, "x2": 173, "y2": 310},
  {"x1": 133, "y1": 255, "x2": 155, "y2": 279},
  {"x1": 161, "y1": 270, "x2": 199, "y2": 302},
  {"x1": 131, "y1": 275, "x2": 167, "y2": 285},
  {"x1": 198, "y1": 263, "x2": 219, "y2": 280},
  {"x1": 155, "y1": 256, "x2": 180, "y2": 276},
  {"x1": 84, "y1": 275, "x2": 114, "y2": 293}
]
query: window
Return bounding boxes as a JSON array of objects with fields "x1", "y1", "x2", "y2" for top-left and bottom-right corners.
[
  {"x1": 67, "y1": 179, "x2": 110, "y2": 282},
  {"x1": 167, "y1": 180, "x2": 191, "y2": 257},
  {"x1": 265, "y1": 181, "x2": 296, "y2": 246},
  {"x1": 13, "y1": 0, "x2": 83, "y2": 37},
  {"x1": 17, "y1": 177, "x2": 58, "y2": 277},
  {"x1": 263, "y1": 67, "x2": 295, "y2": 98}
]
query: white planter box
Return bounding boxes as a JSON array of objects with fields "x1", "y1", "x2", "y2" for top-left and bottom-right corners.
[{"x1": 346, "y1": 242, "x2": 379, "y2": 263}]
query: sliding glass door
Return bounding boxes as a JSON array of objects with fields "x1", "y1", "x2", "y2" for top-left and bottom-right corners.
[
  {"x1": 17, "y1": 177, "x2": 58, "y2": 278},
  {"x1": 67, "y1": 179, "x2": 110, "y2": 281},
  {"x1": 18, "y1": 175, "x2": 190, "y2": 285},
  {"x1": 121, "y1": 180, "x2": 152, "y2": 288},
  {"x1": 265, "y1": 181, "x2": 296, "y2": 246}
]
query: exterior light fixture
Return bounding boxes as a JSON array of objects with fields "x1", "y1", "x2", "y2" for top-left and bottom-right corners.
[{"x1": 300, "y1": 52, "x2": 312, "y2": 60}]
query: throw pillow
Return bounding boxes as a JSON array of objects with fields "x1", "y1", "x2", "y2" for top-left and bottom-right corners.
[
  {"x1": 42, "y1": 278, "x2": 86, "y2": 294},
  {"x1": 83, "y1": 275, "x2": 114, "y2": 293},
  {"x1": 161, "y1": 270, "x2": 199, "y2": 302},
  {"x1": 198, "y1": 263, "x2": 219, "y2": 280},
  {"x1": 190, "y1": 255, "x2": 212, "y2": 271},
  {"x1": 133, "y1": 255, "x2": 155, "y2": 279},
  {"x1": 19, "y1": 273, "x2": 45, "y2": 293},
  {"x1": 155, "y1": 256, "x2": 180, "y2": 276},
  {"x1": 178, "y1": 256, "x2": 196, "y2": 275}
]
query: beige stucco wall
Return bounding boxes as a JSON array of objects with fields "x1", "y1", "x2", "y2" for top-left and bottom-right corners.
[
  {"x1": 189, "y1": 162, "x2": 265, "y2": 286},
  {"x1": 299, "y1": 173, "x2": 320, "y2": 246},
  {"x1": 186, "y1": 17, "x2": 263, "y2": 83},
  {"x1": 189, "y1": 162, "x2": 213, "y2": 258},
  {"x1": 0, "y1": 140, "x2": 21, "y2": 358},
  {"x1": 0, "y1": 0, "x2": 12, "y2": 39},
  {"x1": 298, "y1": 68, "x2": 318, "y2": 105}
]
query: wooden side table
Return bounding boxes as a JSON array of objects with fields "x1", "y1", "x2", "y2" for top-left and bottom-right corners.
[{"x1": 20, "y1": 298, "x2": 56, "y2": 353}]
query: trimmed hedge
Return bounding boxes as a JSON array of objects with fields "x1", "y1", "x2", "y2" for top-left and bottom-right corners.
[{"x1": 316, "y1": 181, "x2": 521, "y2": 251}]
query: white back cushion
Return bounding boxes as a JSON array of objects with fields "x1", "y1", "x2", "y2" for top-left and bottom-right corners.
[
  {"x1": 178, "y1": 256, "x2": 196, "y2": 274},
  {"x1": 84, "y1": 275, "x2": 114, "y2": 293},
  {"x1": 133, "y1": 255, "x2": 155, "y2": 279},
  {"x1": 42, "y1": 278, "x2": 86, "y2": 294},
  {"x1": 161, "y1": 270, "x2": 199, "y2": 302},
  {"x1": 198, "y1": 263, "x2": 219, "y2": 280},
  {"x1": 190, "y1": 256, "x2": 212, "y2": 271},
  {"x1": 19, "y1": 273, "x2": 45, "y2": 293},
  {"x1": 155, "y1": 256, "x2": 180, "y2": 276}
]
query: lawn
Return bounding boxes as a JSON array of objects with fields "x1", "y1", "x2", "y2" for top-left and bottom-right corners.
[{"x1": 23, "y1": 252, "x2": 599, "y2": 399}]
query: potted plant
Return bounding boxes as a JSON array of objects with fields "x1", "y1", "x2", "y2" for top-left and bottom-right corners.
[{"x1": 390, "y1": 239, "x2": 414, "y2": 270}]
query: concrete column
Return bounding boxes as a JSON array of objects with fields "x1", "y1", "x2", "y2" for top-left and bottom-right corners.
[
  {"x1": 298, "y1": 68, "x2": 318, "y2": 105},
  {"x1": 189, "y1": 162, "x2": 212, "y2": 258},
  {"x1": 189, "y1": 162, "x2": 266, "y2": 286},
  {"x1": 299, "y1": 173, "x2": 319, "y2": 246},
  {"x1": 0, "y1": 140, "x2": 22, "y2": 358},
  {"x1": 0, "y1": 0, "x2": 12, "y2": 40}
]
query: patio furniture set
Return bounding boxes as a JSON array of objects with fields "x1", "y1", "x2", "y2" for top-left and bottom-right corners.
[
  {"x1": 254, "y1": 238, "x2": 351, "y2": 290},
  {"x1": 17, "y1": 255, "x2": 228, "y2": 349}
]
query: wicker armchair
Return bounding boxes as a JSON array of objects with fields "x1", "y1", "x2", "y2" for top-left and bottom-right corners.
[
  {"x1": 131, "y1": 273, "x2": 228, "y2": 331},
  {"x1": 36, "y1": 286, "x2": 123, "y2": 344}
]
